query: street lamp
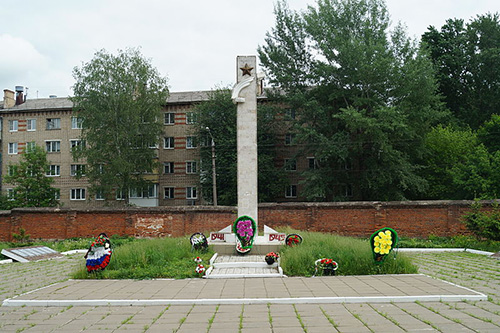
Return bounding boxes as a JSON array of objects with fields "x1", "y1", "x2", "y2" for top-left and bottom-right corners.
[{"x1": 206, "y1": 127, "x2": 217, "y2": 206}]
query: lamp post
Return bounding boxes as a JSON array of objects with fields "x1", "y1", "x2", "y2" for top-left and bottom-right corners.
[{"x1": 206, "y1": 127, "x2": 217, "y2": 206}]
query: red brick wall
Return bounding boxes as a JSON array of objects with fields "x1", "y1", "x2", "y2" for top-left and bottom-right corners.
[{"x1": 0, "y1": 200, "x2": 491, "y2": 242}]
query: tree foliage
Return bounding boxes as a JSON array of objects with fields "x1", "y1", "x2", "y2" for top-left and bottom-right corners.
[
  {"x1": 421, "y1": 125, "x2": 500, "y2": 200},
  {"x1": 195, "y1": 89, "x2": 287, "y2": 206},
  {"x1": 259, "y1": 0, "x2": 446, "y2": 201},
  {"x1": 423, "y1": 13, "x2": 500, "y2": 129},
  {"x1": 4, "y1": 145, "x2": 58, "y2": 208},
  {"x1": 71, "y1": 48, "x2": 169, "y2": 201}
]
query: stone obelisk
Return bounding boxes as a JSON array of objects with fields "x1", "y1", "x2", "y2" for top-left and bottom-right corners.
[{"x1": 232, "y1": 56, "x2": 258, "y2": 228}]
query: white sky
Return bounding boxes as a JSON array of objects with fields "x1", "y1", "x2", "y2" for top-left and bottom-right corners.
[{"x1": 1, "y1": 0, "x2": 499, "y2": 99}]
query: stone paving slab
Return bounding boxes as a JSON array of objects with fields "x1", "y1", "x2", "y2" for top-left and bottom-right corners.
[{"x1": 2, "y1": 274, "x2": 486, "y2": 307}]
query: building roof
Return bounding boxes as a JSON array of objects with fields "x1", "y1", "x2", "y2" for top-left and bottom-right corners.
[{"x1": 0, "y1": 90, "x2": 215, "y2": 112}]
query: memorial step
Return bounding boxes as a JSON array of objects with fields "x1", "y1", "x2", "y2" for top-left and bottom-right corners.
[{"x1": 205, "y1": 254, "x2": 285, "y2": 279}]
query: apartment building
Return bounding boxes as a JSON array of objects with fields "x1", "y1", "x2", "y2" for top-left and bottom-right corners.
[{"x1": 0, "y1": 87, "x2": 305, "y2": 208}]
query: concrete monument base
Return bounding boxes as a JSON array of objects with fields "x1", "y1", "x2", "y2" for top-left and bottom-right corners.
[{"x1": 209, "y1": 225, "x2": 285, "y2": 255}]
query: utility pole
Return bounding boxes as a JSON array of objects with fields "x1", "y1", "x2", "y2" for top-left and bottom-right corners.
[{"x1": 206, "y1": 127, "x2": 217, "y2": 206}]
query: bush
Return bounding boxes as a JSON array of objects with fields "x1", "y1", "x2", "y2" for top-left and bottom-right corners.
[
  {"x1": 463, "y1": 200, "x2": 500, "y2": 241},
  {"x1": 278, "y1": 229, "x2": 418, "y2": 276}
]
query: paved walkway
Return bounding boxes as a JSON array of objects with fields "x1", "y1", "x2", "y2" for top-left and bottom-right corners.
[
  {"x1": 2, "y1": 274, "x2": 485, "y2": 307},
  {"x1": 1, "y1": 251, "x2": 500, "y2": 332}
]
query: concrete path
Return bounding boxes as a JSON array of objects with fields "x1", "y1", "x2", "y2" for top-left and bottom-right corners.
[
  {"x1": 2, "y1": 274, "x2": 485, "y2": 307},
  {"x1": 1, "y1": 251, "x2": 500, "y2": 332}
]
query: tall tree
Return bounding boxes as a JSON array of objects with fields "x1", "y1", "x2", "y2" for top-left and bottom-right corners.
[
  {"x1": 71, "y1": 48, "x2": 169, "y2": 201},
  {"x1": 195, "y1": 89, "x2": 287, "y2": 206},
  {"x1": 422, "y1": 13, "x2": 500, "y2": 129},
  {"x1": 4, "y1": 145, "x2": 58, "y2": 207},
  {"x1": 259, "y1": 0, "x2": 446, "y2": 201}
]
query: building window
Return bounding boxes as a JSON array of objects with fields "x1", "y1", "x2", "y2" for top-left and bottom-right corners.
[
  {"x1": 285, "y1": 133, "x2": 295, "y2": 145},
  {"x1": 286, "y1": 185, "x2": 297, "y2": 198},
  {"x1": 7, "y1": 189, "x2": 15, "y2": 200},
  {"x1": 164, "y1": 112, "x2": 175, "y2": 125},
  {"x1": 164, "y1": 187, "x2": 174, "y2": 199},
  {"x1": 54, "y1": 188, "x2": 60, "y2": 201},
  {"x1": 186, "y1": 187, "x2": 197, "y2": 199},
  {"x1": 46, "y1": 118, "x2": 61, "y2": 130},
  {"x1": 70, "y1": 164, "x2": 86, "y2": 177},
  {"x1": 70, "y1": 139, "x2": 85, "y2": 149},
  {"x1": 70, "y1": 188, "x2": 86, "y2": 200},
  {"x1": 186, "y1": 112, "x2": 197, "y2": 124},
  {"x1": 186, "y1": 136, "x2": 197, "y2": 149},
  {"x1": 46, "y1": 140, "x2": 60, "y2": 153},
  {"x1": 284, "y1": 158, "x2": 297, "y2": 171},
  {"x1": 25, "y1": 141, "x2": 36, "y2": 153},
  {"x1": 8, "y1": 143, "x2": 18, "y2": 155},
  {"x1": 9, "y1": 120, "x2": 18, "y2": 132},
  {"x1": 116, "y1": 189, "x2": 126, "y2": 200},
  {"x1": 27, "y1": 119, "x2": 36, "y2": 131},
  {"x1": 186, "y1": 161, "x2": 197, "y2": 174},
  {"x1": 130, "y1": 184, "x2": 158, "y2": 198},
  {"x1": 164, "y1": 162, "x2": 174, "y2": 174},
  {"x1": 285, "y1": 108, "x2": 296, "y2": 120},
  {"x1": 46, "y1": 165, "x2": 60, "y2": 177},
  {"x1": 164, "y1": 137, "x2": 175, "y2": 149},
  {"x1": 71, "y1": 117, "x2": 83, "y2": 129},
  {"x1": 95, "y1": 189, "x2": 105, "y2": 200},
  {"x1": 308, "y1": 157, "x2": 318, "y2": 170},
  {"x1": 8, "y1": 165, "x2": 17, "y2": 176},
  {"x1": 342, "y1": 184, "x2": 353, "y2": 197}
]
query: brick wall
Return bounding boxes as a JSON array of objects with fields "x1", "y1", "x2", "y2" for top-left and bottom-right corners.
[{"x1": 0, "y1": 200, "x2": 491, "y2": 242}]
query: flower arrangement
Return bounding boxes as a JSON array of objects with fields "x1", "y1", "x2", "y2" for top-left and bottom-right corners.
[
  {"x1": 195, "y1": 264, "x2": 206, "y2": 274},
  {"x1": 265, "y1": 252, "x2": 279, "y2": 265},
  {"x1": 285, "y1": 233, "x2": 303, "y2": 247},
  {"x1": 190, "y1": 232, "x2": 208, "y2": 252},
  {"x1": 370, "y1": 227, "x2": 398, "y2": 263},
  {"x1": 314, "y1": 258, "x2": 338, "y2": 276},
  {"x1": 233, "y1": 215, "x2": 257, "y2": 250},
  {"x1": 194, "y1": 257, "x2": 202, "y2": 264}
]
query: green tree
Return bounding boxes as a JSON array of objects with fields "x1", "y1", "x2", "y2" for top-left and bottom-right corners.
[
  {"x1": 258, "y1": 0, "x2": 446, "y2": 201},
  {"x1": 4, "y1": 145, "x2": 58, "y2": 207},
  {"x1": 422, "y1": 14, "x2": 500, "y2": 129},
  {"x1": 71, "y1": 48, "x2": 169, "y2": 202},
  {"x1": 477, "y1": 114, "x2": 500, "y2": 153},
  {"x1": 421, "y1": 125, "x2": 478, "y2": 199},
  {"x1": 195, "y1": 89, "x2": 287, "y2": 206}
]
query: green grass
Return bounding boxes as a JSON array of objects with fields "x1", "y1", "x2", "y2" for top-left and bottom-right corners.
[
  {"x1": 278, "y1": 229, "x2": 418, "y2": 276},
  {"x1": 398, "y1": 234, "x2": 500, "y2": 252},
  {"x1": 72, "y1": 236, "x2": 214, "y2": 279}
]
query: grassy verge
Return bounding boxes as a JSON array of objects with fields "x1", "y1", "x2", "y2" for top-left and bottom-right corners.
[
  {"x1": 72, "y1": 237, "x2": 213, "y2": 279},
  {"x1": 398, "y1": 235, "x2": 500, "y2": 252},
  {"x1": 278, "y1": 229, "x2": 418, "y2": 276}
]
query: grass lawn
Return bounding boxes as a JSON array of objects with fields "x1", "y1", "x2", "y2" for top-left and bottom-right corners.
[{"x1": 2, "y1": 230, "x2": 498, "y2": 279}]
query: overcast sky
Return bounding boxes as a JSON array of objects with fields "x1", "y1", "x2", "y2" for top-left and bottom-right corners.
[{"x1": 1, "y1": 0, "x2": 499, "y2": 99}]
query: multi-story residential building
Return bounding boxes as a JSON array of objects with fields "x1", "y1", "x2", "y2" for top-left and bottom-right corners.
[{"x1": 0, "y1": 87, "x2": 305, "y2": 208}]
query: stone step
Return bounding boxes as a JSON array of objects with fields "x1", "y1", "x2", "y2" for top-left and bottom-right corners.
[
  {"x1": 206, "y1": 266, "x2": 283, "y2": 279},
  {"x1": 205, "y1": 254, "x2": 284, "y2": 279}
]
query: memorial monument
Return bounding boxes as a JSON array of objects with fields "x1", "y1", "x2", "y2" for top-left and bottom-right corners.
[{"x1": 209, "y1": 56, "x2": 285, "y2": 255}]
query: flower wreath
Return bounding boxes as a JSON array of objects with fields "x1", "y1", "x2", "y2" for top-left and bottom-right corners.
[
  {"x1": 370, "y1": 227, "x2": 398, "y2": 264},
  {"x1": 232, "y1": 215, "x2": 257, "y2": 250}
]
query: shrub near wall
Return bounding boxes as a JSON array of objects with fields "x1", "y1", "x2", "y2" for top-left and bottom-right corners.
[{"x1": 0, "y1": 200, "x2": 489, "y2": 242}]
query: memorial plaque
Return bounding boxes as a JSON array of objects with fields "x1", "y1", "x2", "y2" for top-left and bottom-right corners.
[{"x1": 1, "y1": 246, "x2": 63, "y2": 262}]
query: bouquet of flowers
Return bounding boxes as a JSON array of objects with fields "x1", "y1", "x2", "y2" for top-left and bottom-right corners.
[
  {"x1": 195, "y1": 264, "x2": 206, "y2": 275},
  {"x1": 194, "y1": 257, "x2": 202, "y2": 264},
  {"x1": 265, "y1": 252, "x2": 279, "y2": 264},
  {"x1": 285, "y1": 233, "x2": 303, "y2": 247},
  {"x1": 314, "y1": 258, "x2": 338, "y2": 276}
]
